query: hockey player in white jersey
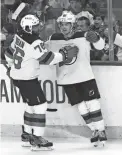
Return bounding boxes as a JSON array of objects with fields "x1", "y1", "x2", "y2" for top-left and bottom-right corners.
[
  {"x1": 48, "y1": 11, "x2": 107, "y2": 147},
  {"x1": 5, "y1": 14, "x2": 78, "y2": 151}
]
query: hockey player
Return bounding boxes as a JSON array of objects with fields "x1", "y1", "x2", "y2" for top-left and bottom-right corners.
[
  {"x1": 47, "y1": 11, "x2": 107, "y2": 147},
  {"x1": 5, "y1": 14, "x2": 78, "y2": 151}
]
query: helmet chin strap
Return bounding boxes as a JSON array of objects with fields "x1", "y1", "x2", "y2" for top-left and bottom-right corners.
[{"x1": 24, "y1": 25, "x2": 32, "y2": 34}]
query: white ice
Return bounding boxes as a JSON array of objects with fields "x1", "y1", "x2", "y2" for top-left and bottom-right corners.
[{"x1": 0, "y1": 137, "x2": 122, "y2": 155}]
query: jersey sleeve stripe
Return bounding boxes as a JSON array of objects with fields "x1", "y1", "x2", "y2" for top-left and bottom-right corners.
[
  {"x1": 45, "y1": 52, "x2": 55, "y2": 65},
  {"x1": 25, "y1": 112, "x2": 45, "y2": 119},
  {"x1": 41, "y1": 52, "x2": 53, "y2": 64},
  {"x1": 37, "y1": 52, "x2": 50, "y2": 63},
  {"x1": 38, "y1": 52, "x2": 54, "y2": 64}
]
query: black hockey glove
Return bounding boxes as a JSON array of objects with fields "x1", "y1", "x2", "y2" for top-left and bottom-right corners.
[
  {"x1": 59, "y1": 45, "x2": 79, "y2": 62},
  {"x1": 85, "y1": 31, "x2": 100, "y2": 43}
]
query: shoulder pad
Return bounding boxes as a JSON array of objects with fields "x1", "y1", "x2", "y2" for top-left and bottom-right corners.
[
  {"x1": 72, "y1": 32, "x2": 85, "y2": 39},
  {"x1": 50, "y1": 32, "x2": 85, "y2": 41},
  {"x1": 50, "y1": 33, "x2": 65, "y2": 40},
  {"x1": 17, "y1": 31, "x2": 40, "y2": 44}
]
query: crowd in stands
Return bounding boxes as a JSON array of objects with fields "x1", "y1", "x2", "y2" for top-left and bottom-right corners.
[{"x1": 1, "y1": 0, "x2": 122, "y2": 61}]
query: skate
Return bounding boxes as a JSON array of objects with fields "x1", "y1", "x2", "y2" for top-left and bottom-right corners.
[
  {"x1": 99, "y1": 130, "x2": 107, "y2": 147},
  {"x1": 30, "y1": 135, "x2": 53, "y2": 151},
  {"x1": 21, "y1": 126, "x2": 31, "y2": 147},
  {"x1": 90, "y1": 130, "x2": 99, "y2": 147}
]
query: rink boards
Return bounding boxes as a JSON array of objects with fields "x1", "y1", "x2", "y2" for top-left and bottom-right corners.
[{"x1": 0, "y1": 64, "x2": 122, "y2": 139}]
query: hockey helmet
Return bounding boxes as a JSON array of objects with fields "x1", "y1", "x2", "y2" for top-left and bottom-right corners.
[
  {"x1": 20, "y1": 14, "x2": 43, "y2": 34},
  {"x1": 57, "y1": 11, "x2": 76, "y2": 24}
]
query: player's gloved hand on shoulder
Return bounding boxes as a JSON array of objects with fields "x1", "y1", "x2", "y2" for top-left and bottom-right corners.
[
  {"x1": 85, "y1": 31, "x2": 100, "y2": 43},
  {"x1": 59, "y1": 45, "x2": 79, "y2": 62}
]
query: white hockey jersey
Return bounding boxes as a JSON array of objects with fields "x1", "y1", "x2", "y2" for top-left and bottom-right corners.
[
  {"x1": 5, "y1": 32, "x2": 63, "y2": 80},
  {"x1": 48, "y1": 32, "x2": 105, "y2": 85}
]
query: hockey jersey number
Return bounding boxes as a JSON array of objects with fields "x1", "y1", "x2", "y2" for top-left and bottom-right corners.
[
  {"x1": 34, "y1": 42, "x2": 46, "y2": 52},
  {"x1": 13, "y1": 46, "x2": 25, "y2": 69}
]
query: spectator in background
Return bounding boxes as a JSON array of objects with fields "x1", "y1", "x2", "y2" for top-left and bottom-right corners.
[
  {"x1": 59, "y1": 0, "x2": 70, "y2": 10},
  {"x1": 1, "y1": 2, "x2": 9, "y2": 25},
  {"x1": 89, "y1": 14, "x2": 107, "y2": 60},
  {"x1": 3, "y1": 23, "x2": 15, "y2": 48},
  {"x1": 68, "y1": 0, "x2": 94, "y2": 24},
  {"x1": 29, "y1": 0, "x2": 46, "y2": 19},
  {"x1": 102, "y1": 15, "x2": 122, "y2": 61},
  {"x1": 37, "y1": 0, "x2": 63, "y2": 40},
  {"x1": 87, "y1": 1, "x2": 100, "y2": 16},
  {"x1": 0, "y1": 21, "x2": 7, "y2": 61},
  {"x1": 114, "y1": 20, "x2": 121, "y2": 33},
  {"x1": 1, "y1": 23, "x2": 15, "y2": 61},
  {"x1": 90, "y1": 14, "x2": 105, "y2": 38},
  {"x1": 21, "y1": 0, "x2": 35, "y2": 4},
  {"x1": 44, "y1": 0, "x2": 63, "y2": 21}
]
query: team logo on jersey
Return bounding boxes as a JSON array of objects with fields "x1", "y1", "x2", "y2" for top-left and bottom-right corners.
[{"x1": 65, "y1": 56, "x2": 77, "y2": 65}]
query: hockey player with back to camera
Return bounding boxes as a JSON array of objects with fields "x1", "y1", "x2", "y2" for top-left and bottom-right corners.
[
  {"x1": 4, "y1": 13, "x2": 78, "y2": 151},
  {"x1": 47, "y1": 10, "x2": 107, "y2": 147}
]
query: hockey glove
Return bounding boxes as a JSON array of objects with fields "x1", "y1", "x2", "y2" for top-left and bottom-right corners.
[
  {"x1": 59, "y1": 45, "x2": 79, "y2": 62},
  {"x1": 85, "y1": 31, "x2": 100, "y2": 43}
]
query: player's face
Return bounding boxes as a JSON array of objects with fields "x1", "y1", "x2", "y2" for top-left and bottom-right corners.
[
  {"x1": 76, "y1": 20, "x2": 89, "y2": 32},
  {"x1": 94, "y1": 16, "x2": 103, "y2": 28},
  {"x1": 59, "y1": 22, "x2": 73, "y2": 36}
]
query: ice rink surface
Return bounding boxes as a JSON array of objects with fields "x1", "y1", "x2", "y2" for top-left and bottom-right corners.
[{"x1": 1, "y1": 137, "x2": 122, "y2": 155}]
